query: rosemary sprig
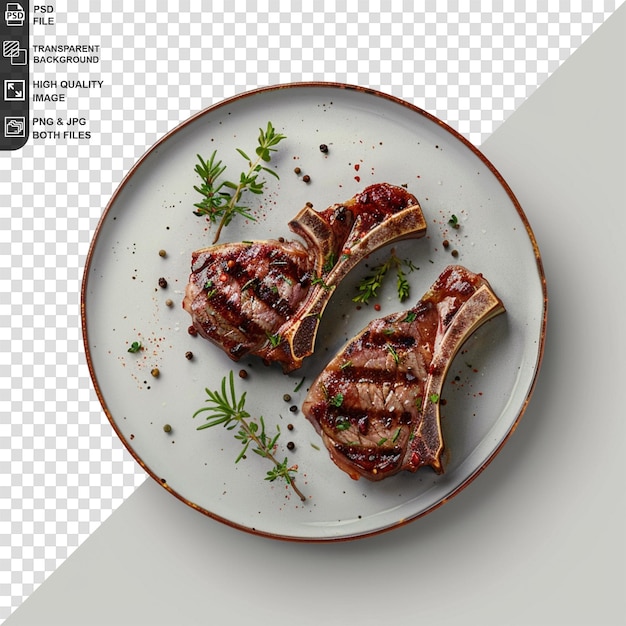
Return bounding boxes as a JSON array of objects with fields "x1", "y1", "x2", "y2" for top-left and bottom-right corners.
[
  {"x1": 352, "y1": 249, "x2": 418, "y2": 305},
  {"x1": 193, "y1": 122, "x2": 287, "y2": 244},
  {"x1": 193, "y1": 371, "x2": 306, "y2": 502}
]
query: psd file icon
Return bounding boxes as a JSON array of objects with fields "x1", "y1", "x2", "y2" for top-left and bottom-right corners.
[{"x1": 5, "y1": 3, "x2": 26, "y2": 26}]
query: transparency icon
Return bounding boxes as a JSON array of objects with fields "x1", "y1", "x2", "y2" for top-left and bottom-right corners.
[{"x1": 2, "y1": 39, "x2": 28, "y2": 65}]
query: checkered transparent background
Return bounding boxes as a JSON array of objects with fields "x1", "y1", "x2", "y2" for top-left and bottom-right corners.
[{"x1": 1, "y1": 0, "x2": 621, "y2": 620}]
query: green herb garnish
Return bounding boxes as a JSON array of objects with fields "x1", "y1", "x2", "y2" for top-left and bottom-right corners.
[
  {"x1": 266, "y1": 332, "x2": 282, "y2": 348},
  {"x1": 330, "y1": 393, "x2": 344, "y2": 408},
  {"x1": 127, "y1": 341, "x2": 142, "y2": 353},
  {"x1": 353, "y1": 249, "x2": 417, "y2": 305},
  {"x1": 322, "y1": 251, "x2": 337, "y2": 273},
  {"x1": 335, "y1": 416, "x2": 350, "y2": 431},
  {"x1": 448, "y1": 214, "x2": 460, "y2": 229},
  {"x1": 193, "y1": 371, "x2": 306, "y2": 501},
  {"x1": 311, "y1": 275, "x2": 333, "y2": 291},
  {"x1": 193, "y1": 122, "x2": 286, "y2": 244},
  {"x1": 386, "y1": 343, "x2": 400, "y2": 364}
]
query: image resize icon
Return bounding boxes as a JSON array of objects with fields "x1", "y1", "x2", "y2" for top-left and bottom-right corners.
[{"x1": 4, "y1": 79, "x2": 25, "y2": 101}]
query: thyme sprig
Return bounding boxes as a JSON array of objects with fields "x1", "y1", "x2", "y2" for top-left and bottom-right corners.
[
  {"x1": 193, "y1": 122, "x2": 287, "y2": 244},
  {"x1": 193, "y1": 371, "x2": 306, "y2": 502},
  {"x1": 353, "y1": 249, "x2": 418, "y2": 305}
]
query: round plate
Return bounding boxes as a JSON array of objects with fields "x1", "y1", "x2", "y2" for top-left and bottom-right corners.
[{"x1": 82, "y1": 83, "x2": 547, "y2": 541}]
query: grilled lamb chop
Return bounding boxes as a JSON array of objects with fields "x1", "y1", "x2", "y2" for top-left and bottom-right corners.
[
  {"x1": 183, "y1": 183, "x2": 427, "y2": 372},
  {"x1": 301, "y1": 265, "x2": 505, "y2": 481}
]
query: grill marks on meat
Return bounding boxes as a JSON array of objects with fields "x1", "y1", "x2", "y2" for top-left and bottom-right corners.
[
  {"x1": 184, "y1": 240, "x2": 313, "y2": 360},
  {"x1": 183, "y1": 183, "x2": 427, "y2": 371},
  {"x1": 301, "y1": 265, "x2": 505, "y2": 481}
]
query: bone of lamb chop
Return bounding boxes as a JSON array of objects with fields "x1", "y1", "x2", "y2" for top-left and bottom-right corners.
[
  {"x1": 301, "y1": 265, "x2": 505, "y2": 481},
  {"x1": 182, "y1": 183, "x2": 427, "y2": 372}
]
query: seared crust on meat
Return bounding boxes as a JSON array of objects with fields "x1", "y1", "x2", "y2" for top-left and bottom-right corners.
[
  {"x1": 302, "y1": 265, "x2": 505, "y2": 480},
  {"x1": 183, "y1": 183, "x2": 427, "y2": 371},
  {"x1": 183, "y1": 240, "x2": 313, "y2": 360}
]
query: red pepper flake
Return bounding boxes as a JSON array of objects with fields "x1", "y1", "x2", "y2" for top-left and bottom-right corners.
[{"x1": 374, "y1": 303, "x2": 381, "y2": 311}]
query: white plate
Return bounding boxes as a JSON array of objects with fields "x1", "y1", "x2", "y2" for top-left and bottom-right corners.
[{"x1": 82, "y1": 83, "x2": 547, "y2": 541}]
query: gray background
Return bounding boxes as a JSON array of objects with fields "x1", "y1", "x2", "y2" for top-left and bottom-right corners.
[{"x1": 0, "y1": 1, "x2": 622, "y2": 621}]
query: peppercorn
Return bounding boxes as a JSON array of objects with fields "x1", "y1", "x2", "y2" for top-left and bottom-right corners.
[
  {"x1": 287, "y1": 423, "x2": 294, "y2": 431},
  {"x1": 163, "y1": 424, "x2": 172, "y2": 433},
  {"x1": 451, "y1": 249, "x2": 459, "y2": 258},
  {"x1": 158, "y1": 277, "x2": 167, "y2": 288},
  {"x1": 158, "y1": 249, "x2": 167, "y2": 258},
  {"x1": 151, "y1": 368, "x2": 160, "y2": 378},
  {"x1": 238, "y1": 369, "x2": 248, "y2": 379},
  {"x1": 302, "y1": 174, "x2": 311, "y2": 183},
  {"x1": 287, "y1": 441, "x2": 295, "y2": 451},
  {"x1": 185, "y1": 351, "x2": 193, "y2": 360},
  {"x1": 319, "y1": 144, "x2": 328, "y2": 153},
  {"x1": 165, "y1": 298, "x2": 173, "y2": 307},
  {"x1": 283, "y1": 393, "x2": 292, "y2": 402},
  {"x1": 188, "y1": 325, "x2": 197, "y2": 336},
  {"x1": 294, "y1": 166, "x2": 301, "y2": 174},
  {"x1": 289, "y1": 405, "x2": 298, "y2": 413},
  {"x1": 442, "y1": 239, "x2": 449, "y2": 248}
]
